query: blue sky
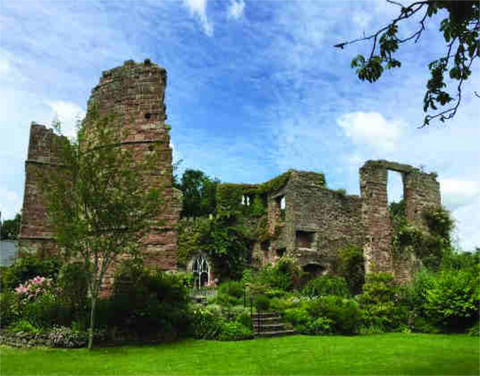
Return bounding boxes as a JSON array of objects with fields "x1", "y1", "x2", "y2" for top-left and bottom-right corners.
[{"x1": 0, "y1": 0, "x2": 479, "y2": 250}]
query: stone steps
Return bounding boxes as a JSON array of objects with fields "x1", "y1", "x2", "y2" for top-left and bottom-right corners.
[{"x1": 251, "y1": 312, "x2": 296, "y2": 338}]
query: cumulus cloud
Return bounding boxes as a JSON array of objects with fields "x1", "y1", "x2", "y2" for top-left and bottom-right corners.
[
  {"x1": 47, "y1": 101, "x2": 85, "y2": 140},
  {"x1": 337, "y1": 112, "x2": 405, "y2": 153},
  {"x1": 182, "y1": 0, "x2": 213, "y2": 36},
  {"x1": 227, "y1": 0, "x2": 245, "y2": 20},
  {"x1": 451, "y1": 195, "x2": 480, "y2": 252},
  {"x1": 440, "y1": 179, "x2": 480, "y2": 210}
]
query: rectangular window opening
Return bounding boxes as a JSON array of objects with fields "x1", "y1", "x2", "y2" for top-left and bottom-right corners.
[{"x1": 296, "y1": 230, "x2": 315, "y2": 249}]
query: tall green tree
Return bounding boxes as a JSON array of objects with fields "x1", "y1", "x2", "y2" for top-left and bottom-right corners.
[
  {"x1": 41, "y1": 112, "x2": 166, "y2": 350},
  {"x1": 336, "y1": 0, "x2": 479, "y2": 126},
  {"x1": 0, "y1": 213, "x2": 21, "y2": 240},
  {"x1": 179, "y1": 169, "x2": 219, "y2": 218}
]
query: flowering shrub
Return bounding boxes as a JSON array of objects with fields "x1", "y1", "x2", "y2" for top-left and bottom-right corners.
[
  {"x1": 49, "y1": 326, "x2": 88, "y2": 348},
  {"x1": 15, "y1": 276, "x2": 53, "y2": 301}
]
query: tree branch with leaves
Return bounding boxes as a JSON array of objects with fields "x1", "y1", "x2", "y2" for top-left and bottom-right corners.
[{"x1": 335, "y1": 0, "x2": 479, "y2": 126}]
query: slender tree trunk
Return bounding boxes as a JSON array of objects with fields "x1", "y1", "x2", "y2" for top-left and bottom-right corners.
[{"x1": 88, "y1": 294, "x2": 96, "y2": 350}]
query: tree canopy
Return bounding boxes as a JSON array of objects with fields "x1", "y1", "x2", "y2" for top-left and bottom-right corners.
[
  {"x1": 336, "y1": 0, "x2": 479, "y2": 126},
  {"x1": 0, "y1": 213, "x2": 21, "y2": 240},
  {"x1": 178, "y1": 169, "x2": 219, "y2": 218},
  {"x1": 41, "y1": 112, "x2": 166, "y2": 349}
]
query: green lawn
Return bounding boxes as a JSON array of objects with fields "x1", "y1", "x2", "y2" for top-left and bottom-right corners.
[{"x1": 1, "y1": 333, "x2": 478, "y2": 375}]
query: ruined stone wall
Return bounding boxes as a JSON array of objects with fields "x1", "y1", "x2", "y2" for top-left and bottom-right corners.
[
  {"x1": 19, "y1": 123, "x2": 64, "y2": 255},
  {"x1": 282, "y1": 171, "x2": 364, "y2": 271},
  {"x1": 82, "y1": 60, "x2": 180, "y2": 290},
  {"x1": 360, "y1": 160, "x2": 441, "y2": 283}
]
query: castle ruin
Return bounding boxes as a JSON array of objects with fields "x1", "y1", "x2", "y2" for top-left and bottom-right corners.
[{"x1": 18, "y1": 60, "x2": 442, "y2": 285}]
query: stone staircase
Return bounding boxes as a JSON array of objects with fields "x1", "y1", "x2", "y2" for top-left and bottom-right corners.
[{"x1": 251, "y1": 312, "x2": 296, "y2": 338}]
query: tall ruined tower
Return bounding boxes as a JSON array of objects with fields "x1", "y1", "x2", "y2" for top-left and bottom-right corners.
[
  {"x1": 19, "y1": 60, "x2": 181, "y2": 278},
  {"x1": 359, "y1": 160, "x2": 441, "y2": 283}
]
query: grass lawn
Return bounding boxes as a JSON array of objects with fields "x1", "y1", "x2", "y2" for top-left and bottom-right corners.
[{"x1": 1, "y1": 333, "x2": 478, "y2": 375}]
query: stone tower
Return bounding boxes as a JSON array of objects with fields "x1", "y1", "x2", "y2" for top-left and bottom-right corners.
[{"x1": 19, "y1": 60, "x2": 181, "y2": 280}]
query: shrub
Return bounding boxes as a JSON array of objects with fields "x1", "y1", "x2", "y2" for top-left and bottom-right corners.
[
  {"x1": 423, "y1": 269, "x2": 479, "y2": 332},
  {"x1": 236, "y1": 311, "x2": 252, "y2": 329},
  {"x1": 57, "y1": 262, "x2": 89, "y2": 311},
  {"x1": 10, "y1": 320, "x2": 41, "y2": 334},
  {"x1": 1, "y1": 255, "x2": 61, "y2": 293},
  {"x1": 22, "y1": 292, "x2": 72, "y2": 329},
  {"x1": 358, "y1": 273, "x2": 408, "y2": 330},
  {"x1": 218, "y1": 321, "x2": 253, "y2": 341},
  {"x1": 190, "y1": 307, "x2": 223, "y2": 340},
  {"x1": 283, "y1": 307, "x2": 311, "y2": 333},
  {"x1": 307, "y1": 317, "x2": 333, "y2": 335},
  {"x1": 217, "y1": 281, "x2": 244, "y2": 306},
  {"x1": 307, "y1": 296, "x2": 362, "y2": 335},
  {"x1": 338, "y1": 245, "x2": 365, "y2": 295},
  {"x1": 467, "y1": 322, "x2": 479, "y2": 336},
  {"x1": 49, "y1": 326, "x2": 88, "y2": 348},
  {"x1": 0, "y1": 290, "x2": 21, "y2": 328},
  {"x1": 254, "y1": 295, "x2": 270, "y2": 311},
  {"x1": 15, "y1": 276, "x2": 53, "y2": 301},
  {"x1": 302, "y1": 276, "x2": 350, "y2": 298}
]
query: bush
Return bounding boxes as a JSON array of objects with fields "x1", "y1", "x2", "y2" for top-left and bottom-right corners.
[
  {"x1": 49, "y1": 326, "x2": 88, "y2": 348},
  {"x1": 307, "y1": 296, "x2": 362, "y2": 335},
  {"x1": 109, "y1": 263, "x2": 191, "y2": 338},
  {"x1": 218, "y1": 321, "x2": 253, "y2": 341},
  {"x1": 423, "y1": 269, "x2": 479, "y2": 332},
  {"x1": 1, "y1": 255, "x2": 61, "y2": 293},
  {"x1": 307, "y1": 317, "x2": 333, "y2": 335},
  {"x1": 217, "y1": 281, "x2": 244, "y2": 306},
  {"x1": 0, "y1": 290, "x2": 21, "y2": 328},
  {"x1": 302, "y1": 276, "x2": 350, "y2": 298},
  {"x1": 254, "y1": 295, "x2": 270, "y2": 311},
  {"x1": 22, "y1": 292, "x2": 72, "y2": 329},
  {"x1": 339, "y1": 245, "x2": 365, "y2": 295},
  {"x1": 467, "y1": 322, "x2": 479, "y2": 336},
  {"x1": 57, "y1": 262, "x2": 89, "y2": 311},
  {"x1": 10, "y1": 319, "x2": 41, "y2": 334},
  {"x1": 284, "y1": 307, "x2": 311, "y2": 331},
  {"x1": 190, "y1": 307, "x2": 223, "y2": 340},
  {"x1": 358, "y1": 273, "x2": 408, "y2": 330}
]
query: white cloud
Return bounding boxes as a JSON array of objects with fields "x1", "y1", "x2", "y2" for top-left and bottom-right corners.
[
  {"x1": 440, "y1": 179, "x2": 480, "y2": 210},
  {"x1": 337, "y1": 112, "x2": 405, "y2": 153},
  {"x1": 0, "y1": 187, "x2": 22, "y2": 220},
  {"x1": 451, "y1": 196, "x2": 480, "y2": 251},
  {"x1": 227, "y1": 0, "x2": 245, "y2": 20},
  {"x1": 182, "y1": 0, "x2": 213, "y2": 36},
  {"x1": 47, "y1": 101, "x2": 85, "y2": 140}
]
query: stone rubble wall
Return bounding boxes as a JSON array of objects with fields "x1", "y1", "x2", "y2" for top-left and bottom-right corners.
[{"x1": 359, "y1": 160, "x2": 441, "y2": 283}]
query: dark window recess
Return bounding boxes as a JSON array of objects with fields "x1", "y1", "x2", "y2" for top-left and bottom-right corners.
[
  {"x1": 303, "y1": 264, "x2": 323, "y2": 277},
  {"x1": 276, "y1": 248, "x2": 286, "y2": 257},
  {"x1": 145, "y1": 113, "x2": 152, "y2": 120},
  {"x1": 296, "y1": 231, "x2": 315, "y2": 248},
  {"x1": 261, "y1": 241, "x2": 270, "y2": 251}
]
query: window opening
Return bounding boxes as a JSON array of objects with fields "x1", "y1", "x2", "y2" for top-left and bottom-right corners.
[
  {"x1": 387, "y1": 170, "x2": 405, "y2": 217},
  {"x1": 276, "y1": 248, "x2": 286, "y2": 257},
  {"x1": 192, "y1": 255, "x2": 210, "y2": 289},
  {"x1": 296, "y1": 230, "x2": 315, "y2": 248}
]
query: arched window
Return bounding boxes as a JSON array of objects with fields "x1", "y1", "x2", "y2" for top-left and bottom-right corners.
[{"x1": 192, "y1": 255, "x2": 210, "y2": 289}]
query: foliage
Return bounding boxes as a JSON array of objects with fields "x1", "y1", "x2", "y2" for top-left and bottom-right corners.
[
  {"x1": 177, "y1": 216, "x2": 252, "y2": 279},
  {"x1": 49, "y1": 326, "x2": 88, "y2": 348},
  {"x1": 218, "y1": 321, "x2": 253, "y2": 341},
  {"x1": 358, "y1": 273, "x2": 408, "y2": 330},
  {"x1": 22, "y1": 292, "x2": 72, "y2": 329},
  {"x1": 0, "y1": 254, "x2": 61, "y2": 293},
  {"x1": 217, "y1": 281, "x2": 244, "y2": 306},
  {"x1": 390, "y1": 205, "x2": 453, "y2": 270},
  {"x1": 259, "y1": 257, "x2": 303, "y2": 292},
  {"x1": 0, "y1": 213, "x2": 21, "y2": 240},
  {"x1": 254, "y1": 294, "x2": 270, "y2": 311},
  {"x1": 467, "y1": 322, "x2": 479, "y2": 336},
  {"x1": 423, "y1": 269, "x2": 479, "y2": 331},
  {"x1": 302, "y1": 275, "x2": 350, "y2": 298},
  {"x1": 57, "y1": 262, "x2": 89, "y2": 313},
  {"x1": 337, "y1": 1, "x2": 480, "y2": 126},
  {"x1": 15, "y1": 276, "x2": 53, "y2": 301},
  {"x1": 10, "y1": 319, "x2": 41, "y2": 334},
  {"x1": 0, "y1": 290, "x2": 21, "y2": 328},
  {"x1": 190, "y1": 306, "x2": 223, "y2": 339},
  {"x1": 41, "y1": 110, "x2": 168, "y2": 349},
  {"x1": 338, "y1": 245, "x2": 365, "y2": 295},
  {"x1": 178, "y1": 169, "x2": 219, "y2": 218},
  {"x1": 107, "y1": 262, "x2": 191, "y2": 339},
  {"x1": 283, "y1": 307, "x2": 311, "y2": 331},
  {"x1": 307, "y1": 296, "x2": 362, "y2": 335}
]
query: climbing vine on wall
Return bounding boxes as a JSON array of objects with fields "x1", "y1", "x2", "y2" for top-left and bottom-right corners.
[{"x1": 390, "y1": 201, "x2": 454, "y2": 270}]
